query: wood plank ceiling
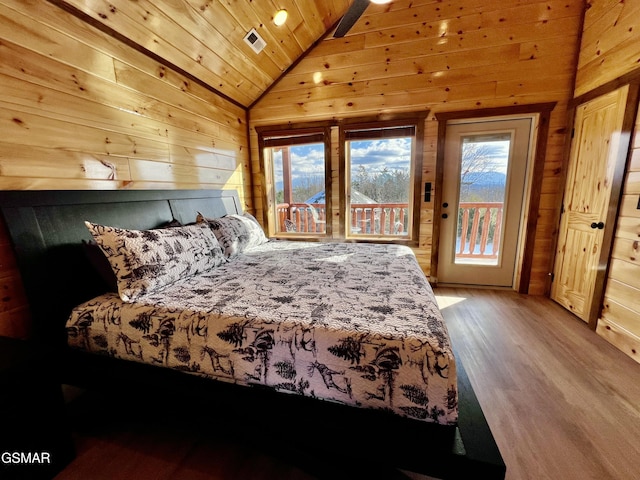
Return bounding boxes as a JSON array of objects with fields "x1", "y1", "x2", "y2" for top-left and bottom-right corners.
[{"x1": 50, "y1": 0, "x2": 354, "y2": 108}]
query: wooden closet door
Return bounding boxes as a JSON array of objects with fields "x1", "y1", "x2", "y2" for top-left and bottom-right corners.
[{"x1": 551, "y1": 85, "x2": 630, "y2": 325}]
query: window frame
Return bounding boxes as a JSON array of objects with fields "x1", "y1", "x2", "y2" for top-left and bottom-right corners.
[
  {"x1": 257, "y1": 112, "x2": 426, "y2": 245},
  {"x1": 257, "y1": 124, "x2": 332, "y2": 239},
  {"x1": 342, "y1": 122, "x2": 421, "y2": 241}
]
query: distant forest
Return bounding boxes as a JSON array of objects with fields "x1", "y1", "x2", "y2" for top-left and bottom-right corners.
[
  {"x1": 276, "y1": 166, "x2": 411, "y2": 204},
  {"x1": 276, "y1": 143, "x2": 506, "y2": 204},
  {"x1": 351, "y1": 166, "x2": 410, "y2": 202},
  {"x1": 460, "y1": 172, "x2": 506, "y2": 202}
]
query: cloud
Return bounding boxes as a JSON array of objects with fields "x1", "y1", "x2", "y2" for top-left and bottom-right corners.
[
  {"x1": 462, "y1": 140, "x2": 510, "y2": 173},
  {"x1": 349, "y1": 138, "x2": 412, "y2": 172},
  {"x1": 272, "y1": 137, "x2": 413, "y2": 185},
  {"x1": 272, "y1": 144, "x2": 326, "y2": 185}
]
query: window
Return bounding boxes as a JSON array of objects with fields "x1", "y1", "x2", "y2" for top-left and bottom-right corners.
[
  {"x1": 260, "y1": 128, "x2": 330, "y2": 236},
  {"x1": 345, "y1": 126, "x2": 416, "y2": 238},
  {"x1": 258, "y1": 113, "x2": 424, "y2": 243}
]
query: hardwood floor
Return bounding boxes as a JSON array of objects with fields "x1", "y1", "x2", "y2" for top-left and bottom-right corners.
[
  {"x1": 434, "y1": 288, "x2": 640, "y2": 480},
  {"x1": 54, "y1": 289, "x2": 640, "y2": 480}
]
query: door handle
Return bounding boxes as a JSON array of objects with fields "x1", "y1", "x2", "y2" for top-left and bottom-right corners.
[
  {"x1": 590, "y1": 222, "x2": 605, "y2": 229},
  {"x1": 442, "y1": 213, "x2": 448, "y2": 219}
]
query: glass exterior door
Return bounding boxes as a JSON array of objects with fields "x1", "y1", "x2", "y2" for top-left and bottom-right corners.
[{"x1": 438, "y1": 118, "x2": 532, "y2": 287}]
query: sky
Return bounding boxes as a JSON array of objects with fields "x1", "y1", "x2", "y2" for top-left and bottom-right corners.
[
  {"x1": 272, "y1": 137, "x2": 412, "y2": 187},
  {"x1": 462, "y1": 139, "x2": 510, "y2": 174},
  {"x1": 272, "y1": 136, "x2": 511, "y2": 187}
]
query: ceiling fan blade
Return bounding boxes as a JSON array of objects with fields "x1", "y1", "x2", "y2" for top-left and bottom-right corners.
[{"x1": 333, "y1": 0, "x2": 370, "y2": 38}]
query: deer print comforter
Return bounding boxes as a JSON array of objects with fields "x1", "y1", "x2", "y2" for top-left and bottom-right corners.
[{"x1": 66, "y1": 241, "x2": 458, "y2": 425}]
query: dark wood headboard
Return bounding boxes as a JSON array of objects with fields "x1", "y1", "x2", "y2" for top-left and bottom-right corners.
[{"x1": 0, "y1": 189, "x2": 241, "y2": 347}]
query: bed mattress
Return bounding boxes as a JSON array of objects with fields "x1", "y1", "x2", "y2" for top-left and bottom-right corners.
[{"x1": 66, "y1": 241, "x2": 458, "y2": 425}]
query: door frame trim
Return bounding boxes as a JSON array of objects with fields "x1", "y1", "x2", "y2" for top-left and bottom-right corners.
[{"x1": 433, "y1": 103, "x2": 555, "y2": 293}]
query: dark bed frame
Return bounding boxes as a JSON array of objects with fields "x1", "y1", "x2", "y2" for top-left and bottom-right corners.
[{"x1": 0, "y1": 189, "x2": 505, "y2": 480}]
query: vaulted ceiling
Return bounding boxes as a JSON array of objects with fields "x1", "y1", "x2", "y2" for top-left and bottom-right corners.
[{"x1": 51, "y1": 0, "x2": 358, "y2": 108}]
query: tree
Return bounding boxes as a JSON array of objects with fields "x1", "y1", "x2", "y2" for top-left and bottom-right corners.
[
  {"x1": 275, "y1": 174, "x2": 324, "y2": 204},
  {"x1": 457, "y1": 142, "x2": 507, "y2": 247},
  {"x1": 351, "y1": 166, "x2": 410, "y2": 203},
  {"x1": 292, "y1": 175, "x2": 325, "y2": 202},
  {"x1": 459, "y1": 143, "x2": 504, "y2": 202}
]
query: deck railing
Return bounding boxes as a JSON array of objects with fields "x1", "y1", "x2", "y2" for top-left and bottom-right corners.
[
  {"x1": 276, "y1": 203, "x2": 327, "y2": 233},
  {"x1": 276, "y1": 203, "x2": 409, "y2": 235},
  {"x1": 276, "y1": 201, "x2": 503, "y2": 260},
  {"x1": 350, "y1": 203, "x2": 408, "y2": 235},
  {"x1": 456, "y1": 202, "x2": 503, "y2": 260}
]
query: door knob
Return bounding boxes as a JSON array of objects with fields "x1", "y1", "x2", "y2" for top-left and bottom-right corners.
[
  {"x1": 590, "y1": 222, "x2": 605, "y2": 229},
  {"x1": 442, "y1": 213, "x2": 448, "y2": 219},
  {"x1": 443, "y1": 202, "x2": 449, "y2": 208}
]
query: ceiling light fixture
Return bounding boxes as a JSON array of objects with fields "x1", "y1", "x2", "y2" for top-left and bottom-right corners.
[
  {"x1": 370, "y1": 0, "x2": 392, "y2": 4},
  {"x1": 273, "y1": 9, "x2": 288, "y2": 26}
]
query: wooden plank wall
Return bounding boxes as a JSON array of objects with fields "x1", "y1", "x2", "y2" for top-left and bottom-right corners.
[
  {"x1": 597, "y1": 116, "x2": 640, "y2": 361},
  {"x1": 574, "y1": 0, "x2": 640, "y2": 97},
  {"x1": 0, "y1": 0, "x2": 250, "y2": 338},
  {"x1": 249, "y1": 0, "x2": 584, "y2": 294},
  {"x1": 574, "y1": 0, "x2": 640, "y2": 363}
]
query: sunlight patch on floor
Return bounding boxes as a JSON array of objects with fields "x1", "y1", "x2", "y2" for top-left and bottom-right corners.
[{"x1": 433, "y1": 294, "x2": 467, "y2": 310}]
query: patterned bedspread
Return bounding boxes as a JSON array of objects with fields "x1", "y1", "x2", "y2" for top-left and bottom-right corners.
[{"x1": 66, "y1": 241, "x2": 458, "y2": 425}]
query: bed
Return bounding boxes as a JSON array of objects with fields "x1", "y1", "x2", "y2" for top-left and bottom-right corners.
[{"x1": 0, "y1": 189, "x2": 505, "y2": 479}]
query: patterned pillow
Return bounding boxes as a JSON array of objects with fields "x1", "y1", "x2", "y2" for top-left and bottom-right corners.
[
  {"x1": 81, "y1": 219, "x2": 187, "y2": 293},
  {"x1": 197, "y1": 212, "x2": 268, "y2": 258},
  {"x1": 85, "y1": 221, "x2": 226, "y2": 302}
]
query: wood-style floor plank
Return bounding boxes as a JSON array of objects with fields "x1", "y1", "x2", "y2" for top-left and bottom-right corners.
[
  {"x1": 434, "y1": 288, "x2": 640, "y2": 480},
  {"x1": 54, "y1": 289, "x2": 640, "y2": 480}
]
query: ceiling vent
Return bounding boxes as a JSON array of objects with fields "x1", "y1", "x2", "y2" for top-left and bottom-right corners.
[{"x1": 244, "y1": 28, "x2": 266, "y2": 54}]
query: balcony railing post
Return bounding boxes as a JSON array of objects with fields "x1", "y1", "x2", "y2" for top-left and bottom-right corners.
[
  {"x1": 459, "y1": 208, "x2": 469, "y2": 254},
  {"x1": 493, "y1": 209, "x2": 503, "y2": 256},
  {"x1": 295, "y1": 206, "x2": 302, "y2": 232},
  {"x1": 456, "y1": 202, "x2": 503, "y2": 260}
]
